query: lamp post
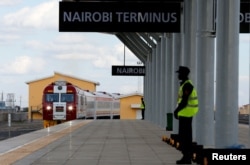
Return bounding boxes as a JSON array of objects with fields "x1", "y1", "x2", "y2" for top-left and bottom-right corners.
[{"x1": 137, "y1": 61, "x2": 142, "y2": 93}]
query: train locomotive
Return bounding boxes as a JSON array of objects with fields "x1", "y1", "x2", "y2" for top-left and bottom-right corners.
[{"x1": 42, "y1": 81, "x2": 120, "y2": 127}]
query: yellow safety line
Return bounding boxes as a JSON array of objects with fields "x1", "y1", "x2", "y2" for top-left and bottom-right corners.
[{"x1": 0, "y1": 120, "x2": 92, "y2": 165}]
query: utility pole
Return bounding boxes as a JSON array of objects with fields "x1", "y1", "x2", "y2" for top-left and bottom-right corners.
[
  {"x1": 137, "y1": 61, "x2": 142, "y2": 93},
  {"x1": 20, "y1": 96, "x2": 22, "y2": 108}
]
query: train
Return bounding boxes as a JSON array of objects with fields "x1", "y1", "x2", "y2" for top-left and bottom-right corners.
[{"x1": 42, "y1": 80, "x2": 120, "y2": 127}]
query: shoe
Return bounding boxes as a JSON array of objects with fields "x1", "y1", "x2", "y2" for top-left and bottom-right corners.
[{"x1": 176, "y1": 158, "x2": 191, "y2": 164}]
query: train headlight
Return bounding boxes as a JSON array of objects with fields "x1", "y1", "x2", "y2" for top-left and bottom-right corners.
[
  {"x1": 68, "y1": 105, "x2": 73, "y2": 111},
  {"x1": 46, "y1": 105, "x2": 52, "y2": 110}
]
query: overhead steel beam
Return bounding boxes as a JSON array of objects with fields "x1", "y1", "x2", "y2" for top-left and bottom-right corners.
[
  {"x1": 148, "y1": 33, "x2": 162, "y2": 43},
  {"x1": 125, "y1": 33, "x2": 152, "y2": 53},
  {"x1": 115, "y1": 33, "x2": 147, "y2": 62},
  {"x1": 137, "y1": 33, "x2": 157, "y2": 48},
  {"x1": 123, "y1": 33, "x2": 151, "y2": 63}
]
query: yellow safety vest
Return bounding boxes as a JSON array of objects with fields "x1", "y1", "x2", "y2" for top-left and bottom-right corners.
[
  {"x1": 177, "y1": 80, "x2": 198, "y2": 117},
  {"x1": 140, "y1": 101, "x2": 145, "y2": 109},
  {"x1": 141, "y1": 103, "x2": 145, "y2": 109}
]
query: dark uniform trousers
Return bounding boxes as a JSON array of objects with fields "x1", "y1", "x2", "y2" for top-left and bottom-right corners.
[{"x1": 178, "y1": 116, "x2": 193, "y2": 160}]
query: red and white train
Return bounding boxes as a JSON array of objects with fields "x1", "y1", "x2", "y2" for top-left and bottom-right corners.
[{"x1": 42, "y1": 81, "x2": 120, "y2": 127}]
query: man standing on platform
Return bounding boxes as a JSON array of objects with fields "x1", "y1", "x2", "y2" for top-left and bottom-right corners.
[
  {"x1": 174, "y1": 66, "x2": 199, "y2": 164},
  {"x1": 140, "y1": 97, "x2": 145, "y2": 120}
]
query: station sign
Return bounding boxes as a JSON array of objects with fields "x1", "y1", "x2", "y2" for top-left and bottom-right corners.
[
  {"x1": 59, "y1": 1, "x2": 181, "y2": 32},
  {"x1": 112, "y1": 65, "x2": 145, "y2": 76},
  {"x1": 240, "y1": 2, "x2": 250, "y2": 33}
]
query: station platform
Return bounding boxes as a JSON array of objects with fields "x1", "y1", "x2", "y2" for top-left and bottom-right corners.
[{"x1": 0, "y1": 120, "x2": 249, "y2": 165}]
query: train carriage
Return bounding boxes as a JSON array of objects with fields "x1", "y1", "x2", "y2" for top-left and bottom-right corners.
[
  {"x1": 42, "y1": 81, "x2": 120, "y2": 127},
  {"x1": 87, "y1": 91, "x2": 120, "y2": 119}
]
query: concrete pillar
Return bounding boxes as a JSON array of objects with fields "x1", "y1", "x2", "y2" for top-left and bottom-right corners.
[
  {"x1": 215, "y1": 0, "x2": 240, "y2": 148},
  {"x1": 172, "y1": 33, "x2": 182, "y2": 134},
  {"x1": 155, "y1": 38, "x2": 162, "y2": 127},
  {"x1": 183, "y1": 0, "x2": 197, "y2": 69},
  {"x1": 169, "y1": 34, "x2": 176, "y2": 132},
  {"x1": 196, "y1": 0, "x2": 215, "y2": 147},
  {"x1": 183, "y1": 0, "x2": 198, "y2": 140},
  {"x1": 165, "y1": 34, "x2": 174, "y2": 123},
  {"x1": 145, "y1": 53, "x2": 151, "y2": 121},
  {"x1": 152, "y1": 48, "x2": 157, "y2": 123},
  {"x1": 160, "y1": 35, "x2": 167, "y2": 128},
  {"x1": 156, "y1": 42, "x2": 162, "y2": 125}
]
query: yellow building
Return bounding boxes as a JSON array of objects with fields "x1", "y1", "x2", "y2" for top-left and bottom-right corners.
[
  {"x1": 239, "y1": 104, "x2": 250, "y2": 114},
  {"x1": 119, "y1": 92, "x2": 143, "y2": 119},
  {"x1": 26, "y1": 72, "x2": 100, "y2": 120}
]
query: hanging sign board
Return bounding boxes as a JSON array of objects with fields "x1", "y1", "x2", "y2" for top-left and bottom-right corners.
[
  {"x1": 59, "y1": 1, "x2": 181, "y2": 32},
  {"x1": 112, "y1": 66, "x2": 145, "y2": 76},
  {"x1": 240, "y1": 2, "x2": 250, "y2": 33}
]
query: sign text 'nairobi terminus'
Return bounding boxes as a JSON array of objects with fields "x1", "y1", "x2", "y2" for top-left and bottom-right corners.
[{"x1": 59, "y1": 2, "x2": 181, "y2": 32}]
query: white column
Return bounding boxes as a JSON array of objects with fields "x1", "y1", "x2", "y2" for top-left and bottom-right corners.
[
  {"x1": 196, "y1": 0, "x2": 215, "y2": 147},
  {"x1": 165, "y1": 34, "x2": 174, "y2": 130},
  {"x1": 172, "y1": 33, "x2": 182, "y2": 134},
  {"x1": 155, "y1": 41, "x2": 161, "y2": 126},
  {"x1": 160, "y1": 35, "x2": 167, "y2": 128},
  {"x1": 215, "y1": 0, "x2": 240, "y2": 148}
]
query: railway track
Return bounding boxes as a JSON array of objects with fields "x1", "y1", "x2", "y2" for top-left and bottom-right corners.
[{"x1": 0, "y1": 120, "x2": 43, "y2": 141}]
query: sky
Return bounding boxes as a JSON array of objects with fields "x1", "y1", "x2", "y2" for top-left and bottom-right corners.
[{"x1": 0, "y1": 0, "x2": 249, "y2": 108}]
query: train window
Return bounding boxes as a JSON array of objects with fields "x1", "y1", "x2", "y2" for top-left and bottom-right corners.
[
  {"x1": 81, "y1": 96, "x2": 84, "y2": 105},
  {"x1": 61, "y1": 94, "x2": 74, "y2": 102},
  {"x1": 46, "y1": 94, "x2": 59, "y2": 102}
]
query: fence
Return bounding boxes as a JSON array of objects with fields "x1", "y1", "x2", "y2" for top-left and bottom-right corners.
[{"x1": 0, "y1": 110, "x2": 28, "y2": 122}]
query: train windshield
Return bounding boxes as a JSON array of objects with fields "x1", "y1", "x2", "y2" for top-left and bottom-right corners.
[
  {"x1": 61, "y1": 94, "x2": 74, "y2": 102},
  {"x1": 46, "y1": 94, "x2": 59, "y2": 102}
]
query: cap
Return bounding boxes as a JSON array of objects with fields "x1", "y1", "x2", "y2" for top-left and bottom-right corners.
[{"x1": 176, "y1": 66, "x2": 190, "y2": 75}]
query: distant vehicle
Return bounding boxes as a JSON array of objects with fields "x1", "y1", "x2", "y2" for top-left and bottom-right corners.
[
  {"x1": 42, "y1": 81, "x2": 120, "y2": 127},
  {"x1": 0, "y1": 101, "x2": 6, "y2": 109}
]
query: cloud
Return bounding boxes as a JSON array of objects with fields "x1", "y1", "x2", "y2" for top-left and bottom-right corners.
[
  {"x1": 2, "y1": 1, "x2": 58, "y2": 30},
  {"x1": 24, "y1": 32, "x2": 139, "y2": 69},
  {"x1": 0, "y1": 0, "x2": 22, "y2": 6},
  {"x1": 51, "y1": 41, "x2": 137, "y2": 69},
  {"x1": 120, "y1": 84, "x2": 142, "y2": 94},
  {"x1": 238, "y1": 75, "x2": 249, "y2": 106},
  {"x1": 240, "y1": 34, "x2": 250, "y2": 43},
  {"x1": 25, "y1": 33, "x2": 94, "y2": 52},
  {"x1": 93, "y1": 54, "x2": 120, "y2": 68},
  {"x1": 54, "y1": 53, "x2": 95, "y2": 60},
  {"x1": 0, "y1": 56, "x2": 45, "y2": 74},
  {"x1": 54, "y1": 33, "x2": 90, "y2": 44},
  {"x1": 0, "y1": 34, "x2": 20, "y2": 44}
]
